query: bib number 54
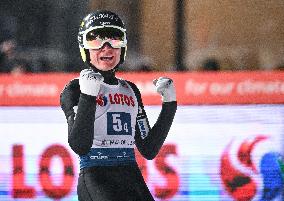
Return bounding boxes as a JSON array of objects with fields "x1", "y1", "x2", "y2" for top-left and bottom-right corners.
[{"x1": 107, "y1": 112, "x2": 132, "y2": 135}]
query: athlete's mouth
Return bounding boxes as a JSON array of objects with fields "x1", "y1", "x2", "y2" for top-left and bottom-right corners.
[{"x1": 100, "y1": 56, "x2": 114, "y2": 61}]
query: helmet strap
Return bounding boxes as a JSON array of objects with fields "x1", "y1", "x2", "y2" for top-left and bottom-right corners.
[{"x1": 85, "y1": 49, "x2": 91, "y2": 64}]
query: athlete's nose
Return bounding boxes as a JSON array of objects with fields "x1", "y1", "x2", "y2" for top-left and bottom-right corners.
[{"x1": 101, "y1": 42, "x2": 113, "y2": 50}]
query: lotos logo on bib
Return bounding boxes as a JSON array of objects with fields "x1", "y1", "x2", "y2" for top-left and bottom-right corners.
[
  {"x1": 96, "y1": 93, "x2": 135, "y2": 107},
  {"x1": 96, "y1": 95, "x2": 108, "y2": 106},
  {"x1": 108, "y1": 93, "x2": 135, "y2": 107}
]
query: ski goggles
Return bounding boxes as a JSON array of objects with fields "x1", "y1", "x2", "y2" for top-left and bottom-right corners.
[{"x1": 82, "y1": 26, "x2": 127, "y2": 50}]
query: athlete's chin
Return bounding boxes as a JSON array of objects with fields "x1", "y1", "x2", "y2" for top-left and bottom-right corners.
[
  {"x1": 98, "y1": 62, "x2": 118, "y2": 71},
  {"x1": 98, "y1": 66, "x2": 116, "y2": 71}
]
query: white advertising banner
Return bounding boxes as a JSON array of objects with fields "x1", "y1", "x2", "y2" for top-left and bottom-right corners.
[{"x1": 0, "y1": 105, "x2": 283, "y2": 201}]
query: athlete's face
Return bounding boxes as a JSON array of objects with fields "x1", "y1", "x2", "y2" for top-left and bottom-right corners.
[{"x1": 89, "y1": 44, "x2": 121, "y2": 71}]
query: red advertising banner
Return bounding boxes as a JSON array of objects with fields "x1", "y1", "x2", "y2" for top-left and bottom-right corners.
[
  {"x1": 0, "y1": 73, "x2": 77, "y2": 106},
  {"x1": 0, "y1": 71, "x2": 284, "y2": 106}
]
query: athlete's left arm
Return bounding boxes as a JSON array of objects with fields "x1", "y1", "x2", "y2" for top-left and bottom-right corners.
[{"x1": 127, "y1": 80, "x2": 177, "y2": 160}]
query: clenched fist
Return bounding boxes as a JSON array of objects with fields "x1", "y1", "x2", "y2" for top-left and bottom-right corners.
[
  {"x1": 79, "y1": 69, "x2": 104, "y2": 96},
  {"x1": 153, "y1": 77, "x2": 176, "y2": 102}
]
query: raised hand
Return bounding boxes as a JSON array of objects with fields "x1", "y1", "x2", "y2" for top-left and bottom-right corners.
[
  {"x1": 79, "y1": 69, "x2": 104, "y2": 96},
  {"x1": 153, "y1": 77, "x2": 176, "y2": 102}
]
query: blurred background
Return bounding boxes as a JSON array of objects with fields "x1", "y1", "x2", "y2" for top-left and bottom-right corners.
[{"x1": 0, "y1": 0, "x2": 284, "y2": 74}]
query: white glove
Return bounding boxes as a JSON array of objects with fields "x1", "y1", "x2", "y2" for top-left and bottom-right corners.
[
  {"x1": 79, "y1": 69, "x2": 104, "y2": 96},
  {"x1": 153, "y1": 77, "x2": 176, "y2": 102}
]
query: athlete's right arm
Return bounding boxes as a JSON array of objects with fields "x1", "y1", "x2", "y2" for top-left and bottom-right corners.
[{"x1": 60, "y1": 70, "x2": 103, "y2": 156}]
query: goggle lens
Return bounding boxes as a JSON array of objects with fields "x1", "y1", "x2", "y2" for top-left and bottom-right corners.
[
  {"x1": 83, "y1": 27, "x2": 126, "y2": 49},
  {"x1": 85, "y1": 37, "x2": 126, "y2": 49}
]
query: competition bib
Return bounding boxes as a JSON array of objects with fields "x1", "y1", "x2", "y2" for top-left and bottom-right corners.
[{"x1": 80, "y1": 80, "x2": 138, "y2": 168}]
